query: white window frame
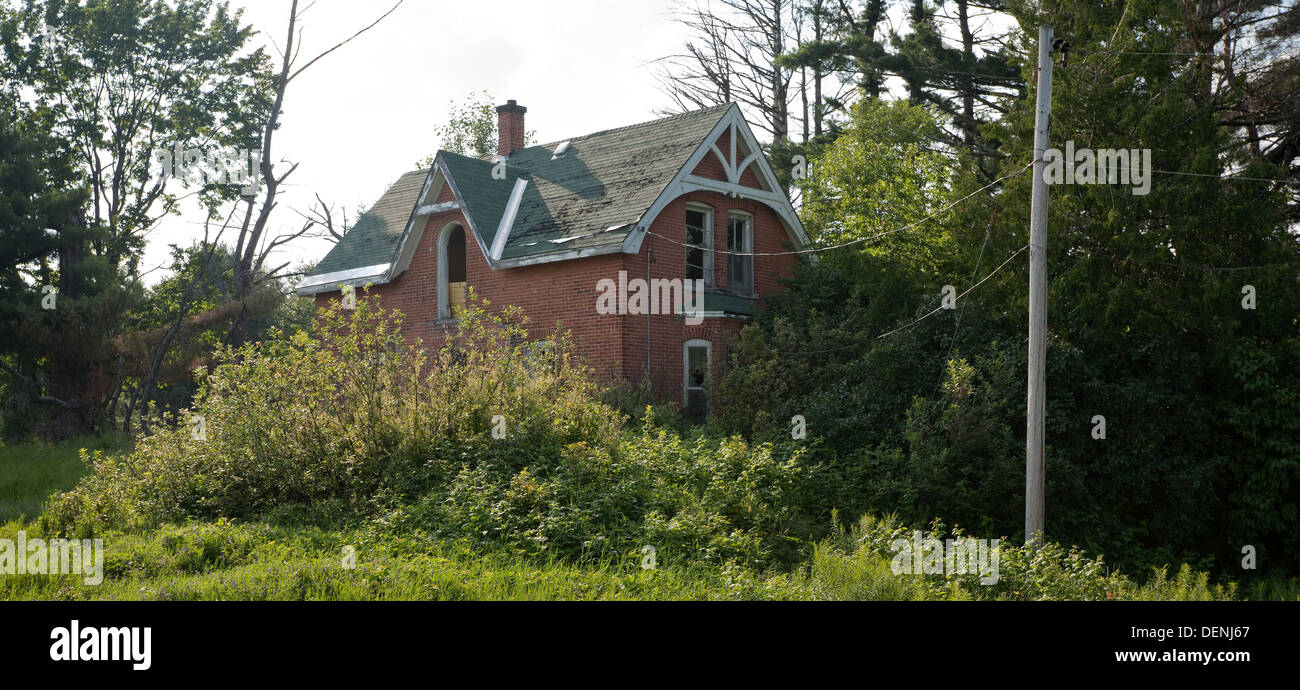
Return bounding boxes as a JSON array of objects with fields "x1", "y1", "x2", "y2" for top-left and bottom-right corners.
[
  {"x1": 683, "y1": 338, "x2": 712, "y2": 414},
  {"x1": 726, "y1": 210, "x2": 754, "y2": 296},
  {"x1": 684, "y1": 202, "x2": 714, "y2": 287},
  {"x1": 437, "y1": 221, "x2": 465, "y2": 321}
]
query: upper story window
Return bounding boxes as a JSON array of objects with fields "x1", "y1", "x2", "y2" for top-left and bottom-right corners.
[
  {"x1": 685, "y1": 204, "x2": 713, "y2": 287},
  {"x1": 727, "y1": 212, "x2": 753, "y2": 295},
  {"x1": 438, "y1": 223, "x2": 467, "y2": 321}
]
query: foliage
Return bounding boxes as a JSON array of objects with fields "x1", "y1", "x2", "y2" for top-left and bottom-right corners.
[
  {"x1": 0, "y1": 0, "x2": 274, "y2": 439},
  {"x1": 4, "y1": 435, "x2": 1256, "y2": 600},
  {"x1": 0, "y1": 0, "x2": 275, "y2": 263},
  {"x1": 41, "y1": 295, "x2": 813, "y2": 570},
  {"x1": 417, "y1": 91, "x2": 537, "y2": 166},
  {"x1": 805, "y1": 514, "x2": 1235, "y2": 601},
  {"x1": 116, "y1": 243, "x2": 308, "y2": 425},
  {"x1": 721, "y1": 7, "x2": 1300, "y2": 581},
  {"x1": 0, "y1": 93, "x2": 137, "y2": 439}
]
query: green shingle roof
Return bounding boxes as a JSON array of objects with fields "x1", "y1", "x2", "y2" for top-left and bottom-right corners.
[
  {"x1": 704, "y1": 292, "x2": 760, "y2": 317},
  {"x1": 300, "y1": 103, "x2": 739, "y2": 289},
  {"x1": 490, "y1": 103, "x2": 732, "y2": 259},
  {"x1": 307, "y1": 168, "x2": 427, "y2": 276}
]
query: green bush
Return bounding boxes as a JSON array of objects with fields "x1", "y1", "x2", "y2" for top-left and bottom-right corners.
[
  {"x1": 41, "y1": 294, "x2": 815, "y2": 570},
  {"x1": 805, "y1": 514, "x2": 1235, "y2": 601},
  {"x1": 376, "y1": 420, "x2": 809, "y2": 568},
  {"x1": 42, "y1": 294, "x2": 617, "y2": 537}
]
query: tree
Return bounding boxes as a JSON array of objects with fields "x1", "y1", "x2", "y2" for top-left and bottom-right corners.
[
  {"x1": 223, "y1": 0, "x2": 406, "y2": 347},
  {"x1": 0, "y1": 0, "x2": 407, "y2": 436},
  {"x1": 781, "y1": 0, "x2": 891, "y2": 102},
  {"x1": 0, "y1": 0, "x2": 273, "y2": 437},
  {"x1": 879, "y1": 0, "x2": 1021, "y2": 160},
  {"x1": 417, "y1": 90, "x2": 537, "y2": 166},
  {"x1": 654, "y1": 0, "x2": 801, "y2": 142},
  {"x1": 0, "y1": 76, "x2": 140, "y2": 438},
  {"x1": 725, "y1": 0, "x2": 1300, "y2": 578},
  {"x1": 0, "y1": 0, "x2": 275, "y2": 276}
]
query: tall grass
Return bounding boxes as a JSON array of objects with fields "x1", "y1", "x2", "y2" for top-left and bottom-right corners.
[
  {"x1": 0, "y1": 433, "x2": 121, "y2": 523},
  {"x1": 0, "y1": 520, "x2": 807, "y2": 601}
]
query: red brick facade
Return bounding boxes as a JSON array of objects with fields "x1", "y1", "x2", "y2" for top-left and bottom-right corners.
[
  {"x1": 313, "y1": 111, "x2": 800, "y2": 412},
  {"x1": 315, "y1": 187, "x2": 796, "y2": 411}
]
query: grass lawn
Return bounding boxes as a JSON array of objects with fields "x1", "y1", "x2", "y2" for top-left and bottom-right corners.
[
  {"x1": 0, "y1": 520, "x2": 810, "y2": 601},
  {"x1": 0, "y1": 436, "x2": 807, "y2": 600},
  {"x1": 0, "y1": 434, "x2": 122, "y2": 524},
  {"x1": 0, "y1": 436, "x2": 1291, "y2": 601}
]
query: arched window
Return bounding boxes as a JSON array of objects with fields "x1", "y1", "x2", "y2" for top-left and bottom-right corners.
[
  {"x1": 438, "y1": 223, "x2": 467, "y2": 320},
  {"x1": 683, "y1": 338, "x2": 711, "y2": 421}
]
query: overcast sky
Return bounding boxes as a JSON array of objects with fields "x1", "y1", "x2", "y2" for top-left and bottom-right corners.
[{"x1": 143, "y1": 0, "x2": 694, "y2": 284}]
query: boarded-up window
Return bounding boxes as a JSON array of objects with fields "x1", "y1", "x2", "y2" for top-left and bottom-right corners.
[{"x1": 440, "y1": 224, "x2": 468, "y2": 319}]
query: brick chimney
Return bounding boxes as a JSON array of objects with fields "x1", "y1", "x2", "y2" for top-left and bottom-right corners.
[{"x1": 496, "y1": 99, "x2": 527, "y2": 158}]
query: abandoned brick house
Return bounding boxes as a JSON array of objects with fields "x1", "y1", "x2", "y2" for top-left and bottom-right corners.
[{"x1": 296, "y1": 100, "x2": 808, "y2": 417}]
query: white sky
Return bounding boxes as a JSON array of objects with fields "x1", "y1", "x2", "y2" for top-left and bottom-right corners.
[{"x1": 142, "y1": 0, "x2": 692, "y2": 284}]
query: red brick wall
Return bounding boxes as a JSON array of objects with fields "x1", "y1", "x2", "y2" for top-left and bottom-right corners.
[
  {"x1": 314, "y1": 190, "x2": 799, "y2": 411},
  {"x1": 618, "y1": 191, "x2": 798, "y2": 405},
  {"x1": 689, "y1": 136, "x2": 770, "y2": 193},
  {"x1": 316, "y1": 209, "x2": 627, "y2": 381},
  {"x1": 692, "y1": 152, "x2": 727, "y2": 180}
]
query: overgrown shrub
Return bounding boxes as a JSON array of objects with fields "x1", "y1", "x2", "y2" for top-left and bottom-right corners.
[
  {"x1": 42, "y1": 294, "x2": 617, "y2": 537},
  {"x1": 380, "y1": 422, "x2": 808, "y2": 567},
  {"x1": 806, "y1": 514, "x2": 1235, "y2": 601},
  {"x1": 41, "y1": 294, "x2": 815, "y2": 569}
]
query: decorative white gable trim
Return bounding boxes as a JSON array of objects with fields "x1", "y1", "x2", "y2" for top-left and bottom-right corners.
[
  {"x1": 387, "y1": 154, "x2": 503, "y2": 283},
  {"x1": 490, "y1": 178, "x2": 528, "y2": 261},
  {"x1": 295, "y1": 262, "x2": 392, "y2": 295},
  {"x1": 416, "y1": 200, "x2": 461, "y2": 215},
  {"x1": 624, "y1": 104, "x2": 809, "y2": 256}
]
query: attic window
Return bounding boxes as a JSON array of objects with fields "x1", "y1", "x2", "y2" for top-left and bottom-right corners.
[
  {"x1": 551, "y1": 142, "x2": 571, "y2": 159},
  {"x1": 438, "y1": 223, "x2": 467, "y2": 321}
]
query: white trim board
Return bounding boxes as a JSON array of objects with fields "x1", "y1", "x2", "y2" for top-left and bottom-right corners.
[
  {"x1": 626, "y1": 104, "x2": 809, "y2": 257},
  {"x1": 294, "y1": 262, "x2": 392, "y2": 296}
]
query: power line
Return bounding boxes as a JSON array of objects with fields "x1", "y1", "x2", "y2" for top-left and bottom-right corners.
[
  {"x1": 760, "y1": 237, "x2": 1026, "y2": 358},
  {"x1": 933, "y1": 208, "x2": 998, "y2": 396},
  {"x1": 1045, "y1": 160, "x2": 1300, "y2": 184},
  {"x1": 1092, "y1": 50, "x2": 1219, "y2": 57},
  {"x1": 644, "y1": 160, "x2": 1033, "y2": 258},
  {"x1": 875, "y1": 244, "x2": 1030, "y2": 341},
  {"x1": 1074, "y1": 164, "x2": 1300, "y2": 186},
  {"x1": 1147, "y1": 168, "x2": 1300, "y2": 185}
]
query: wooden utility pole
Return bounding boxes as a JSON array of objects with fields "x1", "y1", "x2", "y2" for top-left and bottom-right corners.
[{"x1": 1025, "y1": 25, "x2": 1053, "y2": 545}]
